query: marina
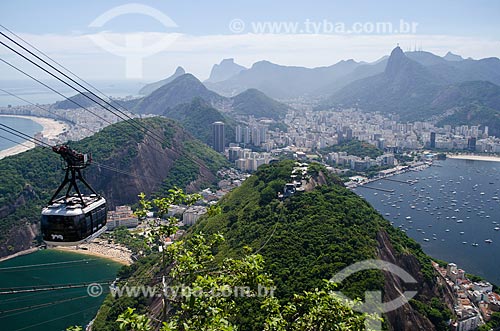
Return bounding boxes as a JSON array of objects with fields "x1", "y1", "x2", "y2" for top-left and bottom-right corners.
[{"x1": 354, "y1": 158, "x2": 500, "y2": 286}]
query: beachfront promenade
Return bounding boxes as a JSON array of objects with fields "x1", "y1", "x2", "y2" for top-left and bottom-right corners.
[{"x1": 0, "y1": 115, "x2": 69, "y2": 159}]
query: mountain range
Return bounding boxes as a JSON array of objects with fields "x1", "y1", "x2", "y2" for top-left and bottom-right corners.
[
  {"x1": 324, "y1": 46, "x2": 500, "y2": 136},
  {"x1": 133, "y1": 73, "x2": 290, "y2": 121},
  {"x1": 201, "y1": 50, "x2": 500, "y2": 102},
  {"x1": 133, "y1": 74, "x2": 226, "y2": 114},
  {"x1": 204, "y1": 59, "x2": 366, "y2": 98}
]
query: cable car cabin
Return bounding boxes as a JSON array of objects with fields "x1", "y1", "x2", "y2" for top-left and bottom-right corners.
[
  {"x1": 41, "y1": 194, "x2": 107, "y2": 246},
  {"x1": 283, "y1": 183, "x2": 297, "y2": 198}
]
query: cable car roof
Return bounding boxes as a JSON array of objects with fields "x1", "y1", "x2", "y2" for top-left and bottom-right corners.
[{"x1": 42, "y1": 195, "x2": 106, "y2": 216}]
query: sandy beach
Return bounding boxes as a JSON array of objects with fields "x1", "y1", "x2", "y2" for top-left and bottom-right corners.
[
  {"x1": 52, "y1": 239, "x2": 133, "y2": 265},
  {"x1": 0, "y1": 115, "x2": 69, "y2": 160},
  {"x1": 447, "y1": 154, "x2": 500, "y2": 162}
]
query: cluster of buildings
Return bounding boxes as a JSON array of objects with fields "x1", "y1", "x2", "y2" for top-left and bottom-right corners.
[
  {"x1": 428, "y1": 126, "x2": 500, "y2": 153},
  {"x1": 107, "y1": 168, "x2": 249, "y2": 232},
  {"x1": 325, "y1": 151, "x2": 395, "y2": 171},
  {"x1": 433, "y1": 261, "x2": 500, "y2": 331},
  {"x1": 0, "y1": 104, "x2": 133, "y2": 142},
  {"x1": 235, "y1": 123, "x2": 271, "y2": 148},
  {"x1": 227, "y1": 146, "x2": 275, "y2": 172},
  {"x1": 216, "y1": 108, "x2": 499, "y2": 173},
  {"x1": 107, "y1": 205, "x2": 139, "y2": 230}
]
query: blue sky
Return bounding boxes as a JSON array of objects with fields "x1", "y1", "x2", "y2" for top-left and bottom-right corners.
[
  {"x1": 2, "y1": 0, "x2": 499, "y2": 37},
  {"x1": 1, "y1": 1, "x2": 499, "y2": 81}
]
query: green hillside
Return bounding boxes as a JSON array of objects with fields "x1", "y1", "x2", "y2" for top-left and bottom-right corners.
[
  {"x1": 192, "y1": 160, "x2": 450, "y2": 330},
  {"x1": 133, "y1": 74, "x2": 224, "y2": 115},
  {"x1": 164, "y1": 98, "x2": 237, "y2": 146},
  {"x1": 91, "y1": 160, "x2": 451, "y2": 330},
  {"x1": 0, "y1": 117, "x2": 228, "y2": 257},
  {"x1": 231, "y1": 88, "x2": 289, "y2": 120},
  {"x1": 319, "y1": 139, "x2": 383, "y2": 159}
]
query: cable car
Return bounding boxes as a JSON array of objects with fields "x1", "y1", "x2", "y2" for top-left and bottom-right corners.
[
  {"x1": 41, "y1": 145, "x2": 107, "y2": 246},
  {"x1": 283, "y1": 183, "x2": 297, "y2": 198}
]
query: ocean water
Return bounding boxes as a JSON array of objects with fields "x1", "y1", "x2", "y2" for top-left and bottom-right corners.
[
  {"x1": 354, "y1": 158, "x2": 500, "y2": 285},
  {"x1": 0, "y1": 250, "x2": 122, "y2": 331},
  {"x1": 0, "y1": 79, "x2": 145, "y2": 107},
  {"x1": 0, "y1": 116, "x2": 43, "y2": 151}
]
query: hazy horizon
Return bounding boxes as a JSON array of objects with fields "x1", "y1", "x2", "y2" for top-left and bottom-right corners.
[{"x1": 1, "y1": 0, "x2": 499, "y2": 81}]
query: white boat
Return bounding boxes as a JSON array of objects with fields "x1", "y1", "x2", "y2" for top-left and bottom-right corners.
[
  {"x1": 405, "y1": 216, "x2": 412, "y2": 220},
  {"x1": 485, "y1": 239, "x2": 493, "y2": 244},
  {"x1": 494, "y1": 227, "x2": 500, "y2": 231}
]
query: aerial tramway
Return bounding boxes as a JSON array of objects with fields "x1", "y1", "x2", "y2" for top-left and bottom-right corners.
[{"x1": 41, "y1": 145, "x2": 107, "y2": 246}]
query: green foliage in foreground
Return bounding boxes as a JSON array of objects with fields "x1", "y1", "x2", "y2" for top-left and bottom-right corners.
[
  {"x1": 479, "y1": 312, "x2": 500, "y2": 331},
  {"x1": 110, "y1": 234, "x2": 375, "y2": 331},
  {"x1": 320, "y1": 139, "x2": 383, "y2": 159},
  {"x1": 410, "y1": 298, "x2": 452, "y2": 331}
]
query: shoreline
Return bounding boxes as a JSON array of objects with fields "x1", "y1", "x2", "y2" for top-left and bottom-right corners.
[
  {"x1": 0, "y1": 115, "x2": 69, "y2": 160},
  {"x1": 446, "y1": 154, "x2": 500, "y2": 162},
  {"x1": 0, "y1": 247, "x2": 39, "y2": 263},
  {"x1": 51, "y1": 239, "x2": 133, "y2": 265}
]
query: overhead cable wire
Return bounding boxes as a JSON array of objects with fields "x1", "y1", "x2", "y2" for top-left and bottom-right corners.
[
  {"x1": 0, "y1": 28, "x2": 212, "y2": 170},
  {"x1": 0, "y1": 87, "x2": 101, "y2": 135},
  {"x1": 0, "y1": 134, "x2": 32, "y2": 149},
  {"x1": 0, "y1": 33, "x2": 170, "y2": 147},
  {"x1": 0, "y1": 57, "x2": 115, "y2": 126}
]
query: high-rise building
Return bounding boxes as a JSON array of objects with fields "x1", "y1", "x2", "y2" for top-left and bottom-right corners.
[
  {"x1": 235, "y1": 125, "x2": 242, "y2": 143},
  {"x1": 259, "y1": 125, "x2": 268, "y2": 143},
  {"x1": 212, "y1": 121, "x2": 225, "y2": 153},
  {"x1": 467, "y1": 137, "x2": 476, "y2": 151},
  {"x1": 345, "y1": 128, "x2": 353, "y2": 141},
  {"x1": 377, "y1": 138, "x2": 385, "y2": 150},
  {"x1": 471, "y1": 126, "x2": 479, "y2": 138},
  {"x1": 430, "y1": 132, "x2": 436, "y2": 149},
  {"x1": 251, "y1": 126, "x2": 261, "y2": 146}
]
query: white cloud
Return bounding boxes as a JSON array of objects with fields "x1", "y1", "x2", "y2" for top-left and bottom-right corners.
[{"x1": 1, "y1": 32, "x2": 499, "y2": 82}]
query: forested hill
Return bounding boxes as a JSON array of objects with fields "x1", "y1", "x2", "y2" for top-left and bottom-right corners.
[
  {"x1": 193, "y1": 160, "x2": 453, "y2": 330},
  {"x1": 164, "y1": 98, "x2": 237, "y2": 146},
  {"x1": 0, "y1": 117, "x2": 228, "y2": 258}
]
